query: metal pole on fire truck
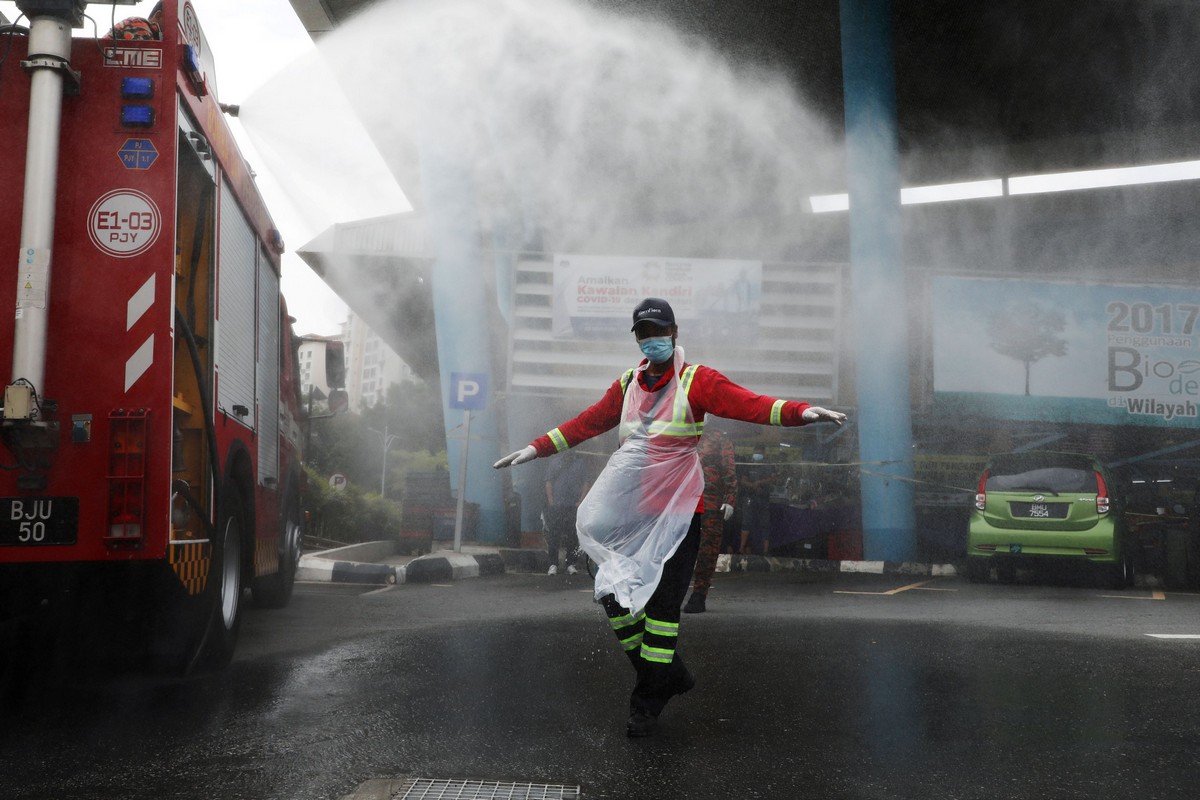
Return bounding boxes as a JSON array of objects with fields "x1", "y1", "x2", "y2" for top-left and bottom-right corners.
[{"x1": 7, "y1": 2, "x2": 82, "y2": 422}]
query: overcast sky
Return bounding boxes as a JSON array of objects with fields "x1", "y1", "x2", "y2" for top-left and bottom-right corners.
[{"x1": 0, "y1": 0, "x2": 354, "y2": 336}]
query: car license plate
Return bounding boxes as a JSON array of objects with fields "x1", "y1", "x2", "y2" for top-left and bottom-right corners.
[
  {"x1": 1009, "y1": 501, "x2": 1069, "y2": 519},
  {"x1": 0, "y1": 497, "x2": 79, "y2": 546}
]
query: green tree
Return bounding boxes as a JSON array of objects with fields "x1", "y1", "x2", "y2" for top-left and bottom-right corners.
[
  {"x1": 358, "y1": 380, "x2": 446, "y2": 499},
  {"x1": 361, "y1": 380, "x2": 445, "y2": 454},
  {"x1": 306, "y1": 409, "x2": 368, "y2": 479},
  {"x1": 303, "y1": 465, "x2": 407, "y2": 544},
  {"x1": 302, "y1": 378, "x2": 448, "y2": 543}
]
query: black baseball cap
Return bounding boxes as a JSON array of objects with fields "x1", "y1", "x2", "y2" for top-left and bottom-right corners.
[{"x1": 630, "y1": 297, "x2": 676, "y2": 331}]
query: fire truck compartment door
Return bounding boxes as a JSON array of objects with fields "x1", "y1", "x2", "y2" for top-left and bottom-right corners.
[
  {"x1": 216, "y1": 177, "x2": 257, "y2": 432},
  {"x1": 257, "y1": 252, "x2": 280, "y2": 486}
]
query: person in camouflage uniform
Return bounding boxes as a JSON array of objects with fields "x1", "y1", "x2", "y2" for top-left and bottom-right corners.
[
  {"x1": 104, "y1": 2, "x2": 164, "y2": 41},
  {"x1": 683, "y1": 428, "x2": 737, "y2": 613}
]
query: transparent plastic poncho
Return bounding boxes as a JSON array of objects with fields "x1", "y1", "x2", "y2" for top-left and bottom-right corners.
[{"x1": 576, "y1": 347, "x2": 703, "y2": 613}]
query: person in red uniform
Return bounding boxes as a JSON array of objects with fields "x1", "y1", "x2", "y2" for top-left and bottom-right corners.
[{"x1": 494, "y1": 297, "x2": 846, "y2": 737}]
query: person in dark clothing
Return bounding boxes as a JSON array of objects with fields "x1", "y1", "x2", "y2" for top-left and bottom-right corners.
[
  {"x1": 543, "y1": 448, "x2": 591, "y2": 575},
  {"x1": 740, "y1": 444, "x2": 775, "y2": 555},
  {"x1": 494, "y1": 297, "x2": 846, "y2": 737}
]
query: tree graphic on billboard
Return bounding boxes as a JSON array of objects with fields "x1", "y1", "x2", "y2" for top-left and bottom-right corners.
[{"x1": 987, "y1": 303, "x2": 1068, "y2": 396}]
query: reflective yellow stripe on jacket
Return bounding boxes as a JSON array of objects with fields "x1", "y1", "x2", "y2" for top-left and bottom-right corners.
[
  {"x1": 620, "y1": 364, "x2": 704, "y2": 440},
  {"x1": 769, "y1": 399, "x2": 785, "y2": 426},
  {"x1": 548, "y1": 427, "x2": 569, "y2": 453}
]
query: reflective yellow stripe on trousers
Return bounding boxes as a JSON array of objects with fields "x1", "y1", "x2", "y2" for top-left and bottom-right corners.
[{"x1": 640, "y1": 616, "x2": 679, "y2": 664}]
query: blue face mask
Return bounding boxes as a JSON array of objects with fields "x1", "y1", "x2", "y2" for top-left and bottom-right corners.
[{"x1": 638, "y1": 336, "x2": 674, "y2": 364}]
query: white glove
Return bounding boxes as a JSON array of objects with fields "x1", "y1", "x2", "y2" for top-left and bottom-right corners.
[
  {"x1": 720, "y1": 503, "x2": 734, "y2": 521},
  {"x1": 493, "y1": 445, "x2": 537, "y2": 469},
  {"x1": 802, "y1": 406, "x2": 846, "y2": 426}
]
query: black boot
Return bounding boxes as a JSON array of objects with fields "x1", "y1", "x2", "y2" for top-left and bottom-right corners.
[
  {"x1": 626, "y1": 708, "x2": 657, "y2": 737},
  {"x1": 626, "y1": 652, "x2": 660, "y2": 737},
  {"x1": 683, "y1": 592, "x2": 706, "y2": 614},
  {"x1": 625, "y1": 657, "x2": 695, "y2": 737},
  {"x1": 666, "y1": 653, "x2": 695, "y2": 698}
]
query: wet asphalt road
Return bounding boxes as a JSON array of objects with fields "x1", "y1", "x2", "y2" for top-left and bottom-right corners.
[{"x1": 2, "y1": 569, "x2": 1200, "y2": 799}]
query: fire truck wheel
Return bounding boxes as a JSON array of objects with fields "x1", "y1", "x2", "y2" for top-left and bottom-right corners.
[
  {"x1": 193, "y1": 484, "x2": 246, "y2": 671},
  {"x1": 252, "y1": 481, "x2": 301, "y2": 609}
]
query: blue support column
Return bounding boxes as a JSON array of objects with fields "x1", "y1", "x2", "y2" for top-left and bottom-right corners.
[
  {"x1": 839, "y1": 0, "x2": 917, "y2": 561},
  {"x1": 418, "y1": 148, "x2": 506, "y2": 544}
]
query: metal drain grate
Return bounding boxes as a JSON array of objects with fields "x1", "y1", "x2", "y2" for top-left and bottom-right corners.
[{"x1": 395, "y1": 778, "x2": 581, "y2": 800}]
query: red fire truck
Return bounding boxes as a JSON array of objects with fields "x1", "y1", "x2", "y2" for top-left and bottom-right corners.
[{"x1": 0, "y1": 1, "x2": 317, "y2": 671}]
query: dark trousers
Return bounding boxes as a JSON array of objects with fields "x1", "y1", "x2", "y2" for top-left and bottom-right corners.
[
  {"x1": 544, "y1": 506, "x2": 583, "y2": 567},
  {"x1": 601, "y1": 513, "x2": 702, "y2": 715}
]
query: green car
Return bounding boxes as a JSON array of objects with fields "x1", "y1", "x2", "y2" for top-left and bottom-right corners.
[{"x1": 966, "y1": 451, "x2": 1132, "y2": 586}]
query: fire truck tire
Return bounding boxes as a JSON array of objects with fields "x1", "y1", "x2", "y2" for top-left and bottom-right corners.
[
  {"x1": 190, "y1": 484, "x2": 246, "y2": 672},
  {"x1": 252, "y1": 480, "x2": 301, "y2": 609}
]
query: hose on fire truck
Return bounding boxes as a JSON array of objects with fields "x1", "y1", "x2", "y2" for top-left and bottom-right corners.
[
  {"x1": 174, "y1": 308, "x2": 220, "y2": 534},
  {"x1": 184, "y1": 184, "x2": 212, "y2": 332},
  {"x1": 175, "y1": 307, "x2": 227, "y2": 674}
]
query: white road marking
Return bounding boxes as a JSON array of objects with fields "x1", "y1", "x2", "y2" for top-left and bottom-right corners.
[
  {"x1": 835, "y1": 580, "x2": 934, "y2": 596},
  {"x1": 1145, "y1": 634, "x2": 1200, "y2": 639}
]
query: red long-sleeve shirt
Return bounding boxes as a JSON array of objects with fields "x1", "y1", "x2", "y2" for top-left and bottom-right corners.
[{"x1": 530, "y1": 360, "x2": 813, "y2": 457}]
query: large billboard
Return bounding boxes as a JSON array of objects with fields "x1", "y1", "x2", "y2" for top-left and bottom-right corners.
[
  {"x1": 933, "y1": 276, "x2": 1200, "y2": 428},
  {"x1": 551, "y1": 254, "x2": 762, "y2": 339}
]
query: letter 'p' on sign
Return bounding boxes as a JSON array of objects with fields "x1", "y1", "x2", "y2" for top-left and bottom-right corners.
[{"x1": 450, "y1": 372, "x2": 488, "y2": 410}]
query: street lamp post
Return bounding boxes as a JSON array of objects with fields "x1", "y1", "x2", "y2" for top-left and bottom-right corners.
[{"x1": 369, "y1": 423, "x2": 401, "y2": 497}]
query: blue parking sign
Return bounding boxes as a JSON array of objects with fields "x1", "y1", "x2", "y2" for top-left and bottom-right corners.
[{"x1": 450, "y1": 373, "x2": 488, "y2": 410}]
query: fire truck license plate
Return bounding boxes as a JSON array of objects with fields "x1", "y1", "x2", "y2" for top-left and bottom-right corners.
[{"x1": 0, "y1": 498, "x2": 79, "y2": 546}]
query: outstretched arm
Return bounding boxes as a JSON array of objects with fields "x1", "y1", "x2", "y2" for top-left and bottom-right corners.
[
  {"x1": 692, "y1": 367, "x2": 846, "y2": 427},
  {"x1": 493, "y1": 378, "x2": 625, "y2": 469}
]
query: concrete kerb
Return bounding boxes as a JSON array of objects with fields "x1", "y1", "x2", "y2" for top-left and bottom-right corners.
[
  {"x1": 298, "y1": 541, "x2": 542, "y2": 586},
  {"x1": 397, "y1": 547, "x2": 531, "y2": 583},
  {"x1": 297, "y1": 541, "x2": 400, "y2": 586},
  {"x1": 298, "y1": 540, "x2": 958, "y2": 586},
  {"x1": 717, "y1": 553, "x2": 960, "y2": 577}
]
